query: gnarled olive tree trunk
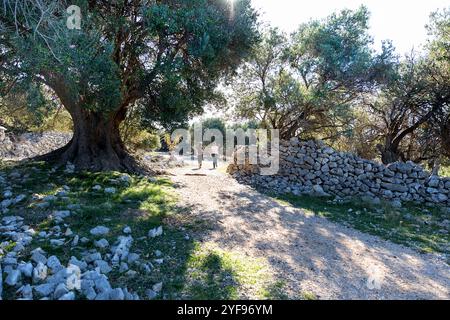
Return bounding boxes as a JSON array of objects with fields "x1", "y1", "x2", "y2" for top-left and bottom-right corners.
[
  {"x1": 377, "y1": 135, "x2": 402, "y2": 165},
  {"x1": 38, "y1": 107, "x2": 138, "y2": 172}
]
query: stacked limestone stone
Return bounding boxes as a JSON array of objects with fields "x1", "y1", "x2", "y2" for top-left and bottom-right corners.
[
  {"x1": 228, "y1": 138, "x2": 450, "y2": 208},
  {"x1": 0, "y1": 131, "x2": 72, "y2": 160}
]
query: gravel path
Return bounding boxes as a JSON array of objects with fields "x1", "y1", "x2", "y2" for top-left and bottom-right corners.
[{"x1": 168, "y1": 164, "x2": 450, "y2": 300}]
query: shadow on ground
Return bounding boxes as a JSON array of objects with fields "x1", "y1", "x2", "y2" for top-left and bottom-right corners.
[{"x1": 0, "y1": 160, "x2": 286, "y2": 300}]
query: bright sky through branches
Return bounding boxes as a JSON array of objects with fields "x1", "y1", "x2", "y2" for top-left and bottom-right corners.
[{"x1": 251, "y1": 0, "x2": 449, "y2": 55}]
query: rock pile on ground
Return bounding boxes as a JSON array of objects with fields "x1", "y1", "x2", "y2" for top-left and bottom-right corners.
[
  {"x1": 142, "y1": 153, "x2": 185, "y2": 173},
  {"x1": 0, "y1": 170, "x2": 165, "y2": 300},
  {"x1": 0, "y1": 131, "x2": 72, "y2": 160},
  {"x1": 0, "y1": 212, "x2": 164, "y2": 300},
  {"x1": 228, "y1": 138, "x2": 450, "y2": 209}
]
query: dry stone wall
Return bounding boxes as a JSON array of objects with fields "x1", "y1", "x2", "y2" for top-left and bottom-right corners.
[
  {"x1": 0, "y1": 131, "x2": 71, "y2": 160},
  {"x1": 228, "y1": 138, "x2": 450, "y2": 208}
]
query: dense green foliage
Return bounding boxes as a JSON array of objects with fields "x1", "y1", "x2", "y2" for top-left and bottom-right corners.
[
  {"x1": 1, "y1": 0, "x2": 258, "y2": 123},
  {"x1": 229, "y1": 6, "x2": 450, "y2": 170},
  {"x1": 1, "y1": 0, "x2": 259, "y2": 170},
  {"x1": 230, "y1": 7, "x2": 395, "y2": 140}
]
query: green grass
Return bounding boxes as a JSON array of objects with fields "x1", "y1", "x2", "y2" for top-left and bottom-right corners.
[
  {"x1": 260, "y1": 280, "x2": 289, "y2": 300},
  {"x1": 301, "y1": 292, "x2": 318, "y2": 300},
  {"x1": 0, "y1": 161, "x2": 285, "y2": 300},
  {"x1": 271, "y1": 193, "x2": 449, "y2": 256},
  {"x1": 179, "y1": 243, "x2": 285, "y2": 300},
  {"x1": 440, "y1": 165, "x2": 450, "y2": 177}
]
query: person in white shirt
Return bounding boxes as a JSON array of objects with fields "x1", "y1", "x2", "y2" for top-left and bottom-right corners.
[{"x1": 210, "y1": 142, "x2": 219, "y2": 169}]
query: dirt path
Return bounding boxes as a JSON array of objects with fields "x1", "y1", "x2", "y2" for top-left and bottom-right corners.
[{"x1": 168, "y1": 164, "x2": 450, "y2": 300}]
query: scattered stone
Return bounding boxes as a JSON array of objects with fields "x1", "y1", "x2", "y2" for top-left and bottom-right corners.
[
  {"x1": 34, "y1": 283, "x2": 56, "y2": 298},
  {"x1": 141, "y1": 264, "x2": 152, "y2": 274},
  {"x1": 67, "y1": 204, "x2": 81, "y2": 210},
  {"x1": 53, "y1": 283, "x2": 69, "y2": 299},
  {"x1": 32, "y1": 262, "x2": 48, "y2": 283},
  {"x1": 17, "y1": 284, "x2": 33, "y2": 300},
  {"x1": 31, "y1": 251, "x2": 47, "y2": 265},
  {"x1": 111, "y1": 236, "x2": 133, "y2": 266},
  {"x1": 52, "y1": 210, "x2": 71, "y2": 222},
  {"x1": 69, "y1": 257, "x2": 88, "y2": 272},
  {"x1": 391, "y1": 200, "x2": 403, "y2": 208},
  {"x1": 94, "y1": 275, "x2": 112, "y2": 293},
  {"x1": 94, "y1": 238, "x2": 109, "y2": 249},
  {"x1": 83, "y1": 286, "x2": 97, "y2": 300},
  {"x1": 90, "y1": 226, "x2": 110, "y2": 236},
  {"x1": 38, "y1": 231, "x2": 47, "y2": 238},
  {"x1": 50, "y1": 239, "x2": 65, "y2": 247},
  {"x1": 145, "y1": 289, "x2": 157, "y2": 300},
  {"x1": 58, "y1": 292, "x2": 75, "y2": 300},
  {"x1": 80, "y1": 237, "x2": 90, "y2": 244},
  {"x1": 85, "y1": 252, "x2": 102, "y2": 264},
  {"x1": 123, "y1": 226, "x2": 131, "y2": 234},
  {"x1": 18, "y1": 262, "x2": 33, "y2": 278},
  {"x1": 14, "y1": 194, "x2": 26, "y2": 203},
  {"x1": 36, "y1": 202, "x2": 50, "y2": 209},
  {"x1": 127, "y1": 253, "x2": 140, "y2": 264},
  {"x1": 5, "y1": 269, "x2": 21, "y2": 286},
  {"x1": 104, "y1": 187, "x2": 117, "y2": 194},
  {"x1": 47, "y1": 256, "x2": 63, "y2": 273},
  {"x1": 3, "y1": 257, "x2": 18, "y2": 266},
  {"x1": 119, "y1": 262, "x2": 129, "y2": 273},
  {"x1": 1, "y1": 199, "x2": 12, "y2": 209},
  {"x1": 64, "y1": 228, "x2": 74, "y2": 236},
  {"x1": 72, "y1": 235, "x2": 80, "y2": 246},
  {"x1": 148, "y1": 226, "x2": 163, "y2": 238},
  {"x1": 94, "y1": 260, "x2": 112, "y2": 274},
  {"x1": 125, "y1": 270, "x2": 137, "y2": 278},
  {"x1": 109, "y1": 288, "x2": 125, "y2": 300},
  {"x1": 152, "y1": 282, "x2": 163, "y2": 293},
  {"x1": 43, "y1": 195, "x2": 57, "y2": 202},
  {"x1": 3, "y1": 190, "x2": 12, "y2": 198}
]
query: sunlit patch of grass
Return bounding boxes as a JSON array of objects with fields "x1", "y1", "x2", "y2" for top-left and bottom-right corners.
[
  {"x1": 179, "y1": 243, "x2": 280, "y2": 300},
  {"x1": 301, "y1": 291, "x2": 317, "y2": 300},
  {"x1": 0, "y1": 241, "x2": 17, "y2": 259},
  {"x1": 269, "y1": 193, "x2": 449, "y2": 255},
  {"x1": 260, "y1": 280, "x2": 289, "y2": 300},
  {"x1": 440, "y1": 165, "x2": 450, "y2": 178}
]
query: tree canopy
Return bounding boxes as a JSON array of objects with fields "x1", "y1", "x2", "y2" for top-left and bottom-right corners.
[
  {"x1": 0, "y1": 0, "x2": 259, "y2": 170},
  {"x1": 229, "y1": 6, "x2": 450, "y2": 170},
  {"x1": 230, "y1": 6, "x2": 395, "y2": 140}
]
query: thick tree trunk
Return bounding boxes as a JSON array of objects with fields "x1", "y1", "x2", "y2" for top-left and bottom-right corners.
[
  {"x1": 37, "y1": 109, "x2": 140, "y2": 172},
  {"x1": 377, "y1": 136, "x2": 402, "y2": 165},
  {"x1": 441, "y1": 121, "x2": 450, "y2": 158},
  {"x1": 380, "y1": 148, "x2": 400, "y2": 165}
]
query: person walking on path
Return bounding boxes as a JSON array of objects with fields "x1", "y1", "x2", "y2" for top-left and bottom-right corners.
[
  {"x1": 210, "y1": 142, "x2": 219, "y2": 169},
  {"x1": 196, "y1": 142, "x2": 204, "y2": 169}
]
